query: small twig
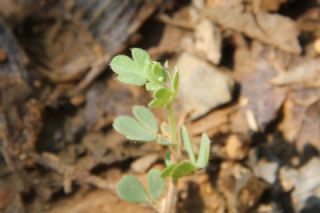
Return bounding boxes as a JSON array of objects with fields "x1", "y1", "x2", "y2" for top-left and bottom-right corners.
[
  {"x1": 32, "y1": 152, "x2": 114, "y2": 192},
  {"x1": 157, "y1": 14, "x2": 195, "y2": 31},
  {"x1": 70, "y1": 54, "x2": 111, "y2": 96}
]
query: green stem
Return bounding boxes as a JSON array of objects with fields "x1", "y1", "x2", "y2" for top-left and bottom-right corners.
[
  {"x1": 167, "y1": 104, "x2": 177, "y2": 147},
  {"x1": 164, "y1": 103, "x2": 180, "y2": 213}
]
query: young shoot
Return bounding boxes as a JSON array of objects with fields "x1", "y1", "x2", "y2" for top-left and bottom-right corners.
[{"x1": 109, "y1": 48, "x2": 211, "y2": 213}]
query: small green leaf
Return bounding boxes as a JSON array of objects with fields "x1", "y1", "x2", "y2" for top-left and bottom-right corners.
[
  {"x1": 131, "y1": 48, "x2": 150, "y2": 68},
  {"x1": 110, "y1": 55, "x2": 146, "y2": 86},
  {"x1": 133, "y1": 106, "x2": 157, "y2": 134},
  {"x1": 164, "y1": 151, "x2": 172, "y2": 166},
  {"x1": 110, "y1": 55, "x2": 136, "y2": 75},
  {"x1": 113, "y1": 116, "x2": 156, "y2": 142},
  {"x1": 172, "y1": 69, "x2": 179, "y2": 92},
  {"x1": 146, "y1": 62, "x2": 167, "y2": 84},
  {"x1": 146, "y1": 82, "x2": 163, "y2": 92},
  {"x1": 181, "y1": 125, "x2": 196, "y2": 164},
  {"x1": 154, "y1": 88, "x2": 173, "y2": 99},
  {"x1": 116, "y1": 175, "x2": 150, "y2": 203},
  {"x1": 171, "y1": 161, "x2": 196, "y2": 180},
  {"x1": 147, "y1": 169, "x2": 166, "y2": 200},
  {"x1": 196, "y1": 133, "x2": 211, "y2": 169},
  {"x1": 148, "y1": 99, "x2": 165, "y2": 108},
  {"x1": 117, "y1": 72, "x2": 146, "y2": 86},
  {"x1": 148, "y1": 88, "x2": 174, "y2": 108},
  {"x1": 157, "y1": 137, "x2": 172, "y2": 145},
  {"x1": 161, "y1": 164, "x2": 177, "y2": 179}
]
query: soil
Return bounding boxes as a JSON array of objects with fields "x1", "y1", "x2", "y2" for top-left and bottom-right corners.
[{"x1": 1, "y1": 0, "x2": 320, "y2": 212}]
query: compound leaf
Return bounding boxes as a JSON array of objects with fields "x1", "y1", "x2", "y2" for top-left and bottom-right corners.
[
  {"x1": 133, "y1": 106, "x2": 157, "y2": 134},
  {"x1": 147, "y1": 169, "x2": 166, "y2": 200},
  {"x1": 146, "y1": 62, "x2": 167, "y2": 84},
  {"x1": 148, "y1": 88, "x2": 174, "y2": 108},
  {"x1": 113, "y1": 116, "x2": 156, "y2": 142},
  {"x1": 116, "y1": 175, "x2": 149, "y2": 203},
  {"x1": 110, "y1": 54, "x2": 146, "y2": 86}
]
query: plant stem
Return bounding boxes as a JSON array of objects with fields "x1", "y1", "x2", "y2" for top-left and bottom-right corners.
[
  {"x1": 164, "y1": 179, "x2": 177, "y2": 213},
  {"x1": 164, "y1": 103, "x2": 180, "y2": 213},
  {"x1": 167, "y1": 104, "x2": 177, "y2": 147}
]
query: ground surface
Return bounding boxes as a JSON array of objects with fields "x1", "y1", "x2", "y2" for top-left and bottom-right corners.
[{"x1": 0, "y1": 0, "x2": 320, "y2": 212}]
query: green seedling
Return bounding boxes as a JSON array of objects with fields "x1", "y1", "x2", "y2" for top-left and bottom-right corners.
[{"x1": 110, "y1": 48, "x2": 211, "y2": 213}]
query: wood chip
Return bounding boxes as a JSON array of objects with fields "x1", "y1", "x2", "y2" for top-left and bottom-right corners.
[
  {"x1": 0, "y1": 48, "x2": 7, "y2": 62},
  {"x1": 203, "y1": 1, "x2": 301, "y2": 54}
]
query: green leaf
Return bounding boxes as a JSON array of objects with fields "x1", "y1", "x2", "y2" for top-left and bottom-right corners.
[
  {"x1": 148, "y1": 88, "x2": 174, "y2": 108},
  {"x1": 161, "y1": 161, "x2": 196, "y2": 180},
  {"x1": 148, "y1": 99, "x2": 165, "y2": 108},
  {"x1": 164, "y1": 151, "x2": 172, "y2": 166},
  {"x1": 113, "y1": 106, "x2": 158, "y2": 142},
  {"x1": 113, "y1": 116, "x2": 156, "y2": 142},
  {"x1": 171, "y1": 161, "x2": 196, "y2": 180},
  {"x1": 172, "y1": 69, "x2": 179, "y2": 93},
  {"x1": 181, "y1": 125, "x2": 196, "y2": 164},
  {"x1": 110, "y1": 55, "x2": 136, "y2": 75},
  {"x1": 117, "y1": 72, "x2": 146, "y2": 86},
  {"x1": 157, "y1": 137, "x2": 172, "y2": 145},
  {"x1": 146, "y1": 82, "x2": 163, "y2": 92},
  {"x1": 131, "y1": 48, "x2": 150, "y2": 68},
  {"x1": 147, "y1": 169, "x2": 166, "y2": 200},
  {"x1": 154, "y1": 88, "x2": 173, "y2": 99},
  {"x1": 196, "y1": 133, "x2": 211, "y2": 169},
  {"x1": 146, "y1": 62, "x2": 167, "y2": 84},
  {"x1": 110, "y1": 55, "x2": 146, "y2": 86},
  {"x1": 161, "y1": 164, "x2": 177, "y2": 179},
  {"x1": 116, "y1": 175, "x2": 150, "y2": 203},
  {"x1": 133, "y1": 106, "x2": 157, "y2": 134}
]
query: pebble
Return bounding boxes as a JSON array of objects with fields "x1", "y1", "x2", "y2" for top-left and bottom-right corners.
[
  {"x1": 225, "y1": 135, "x2": 248, "y2": 160},
  {"x1": 253, "y1": 160, "x2": 279, "y2": 184},
  {"x1": 177, "y1": 53, "x2": 234, "y2": 119},
  {"x1": 131, "y1": 153, "x2": 159, "y2": 173},
  {"x1": 0, "y1": 48, "x2": 7, "y2": 62}
]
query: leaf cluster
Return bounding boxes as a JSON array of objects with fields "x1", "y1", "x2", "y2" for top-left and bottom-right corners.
[
  {"x1": 110, "y1": 48, "x2": 178, "y2": 108},
  {"x1": 110, "y1": 48, "x2": 211, "y2": 205}
]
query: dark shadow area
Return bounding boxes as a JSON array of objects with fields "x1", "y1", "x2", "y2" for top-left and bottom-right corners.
[
  {"x1": 278, "y1": 0, "x2": 319, "y2": 19},
  {"x1": 36, "y1": 104, "x2": 81, "y2": 153},
  {"x1": 219, "y1": 34, "x2": 237, "y2": 70},
  {"x1": 178, "y1": 180, "x2": 205, "y2": 213},
  {"x1": 301, "y1": 196, "x2": 320, "y2": 213}
]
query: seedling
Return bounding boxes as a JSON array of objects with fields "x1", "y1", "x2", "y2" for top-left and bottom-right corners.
[{"x1": 110, "y1": 48, "x2": 211, "y2": 213}]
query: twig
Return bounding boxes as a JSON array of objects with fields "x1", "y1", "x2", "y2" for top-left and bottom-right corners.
[
  {"x1": 70, "y1": 54, "x2": 111, "y2": 96},
  {"x1": 32, "y1": 152, "x2": 114, "y2": 192},
  {"x1": 157, "y1": 14, "x2": 195, "y2": 31}
]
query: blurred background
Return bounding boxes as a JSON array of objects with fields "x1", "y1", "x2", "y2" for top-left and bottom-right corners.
[{"x1": 0, "y1": 0, "x2": 320, "y2": 212}]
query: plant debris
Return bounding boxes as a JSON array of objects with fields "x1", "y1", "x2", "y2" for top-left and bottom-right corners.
[{"x1": 1, "y1": 0, "x2": 320, "y2": 212}]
